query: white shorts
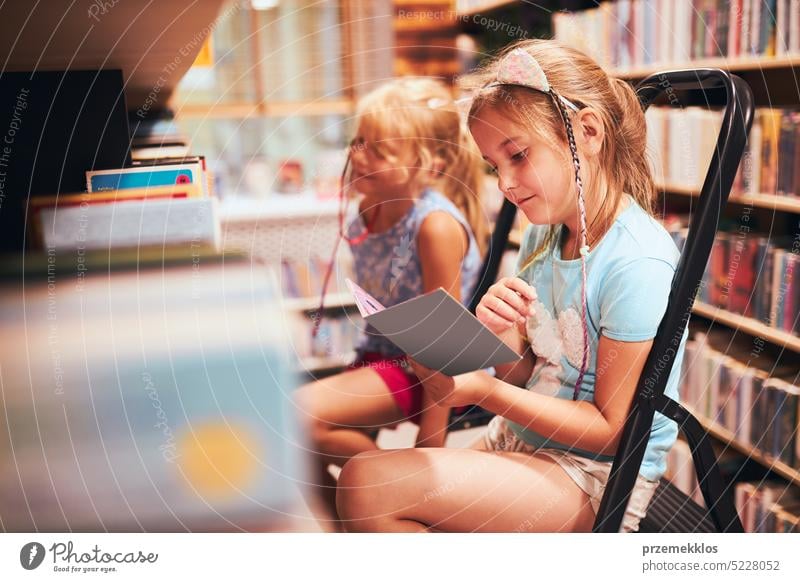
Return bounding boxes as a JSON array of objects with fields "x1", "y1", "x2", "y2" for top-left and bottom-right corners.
[{"x1": 482, "y1": 416, "x2": 659, "y2": 533}]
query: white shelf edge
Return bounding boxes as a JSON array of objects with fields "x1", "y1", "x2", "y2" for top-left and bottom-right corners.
[{"x1": 282, "y1": 293, "x2": 355, "y2": 312}]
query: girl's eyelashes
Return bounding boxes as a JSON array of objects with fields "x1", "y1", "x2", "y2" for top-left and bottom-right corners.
[
  {"x1": 510, "y1": 148, "x2": 529, "y2": 163},
  {"x1": 484, "y1": 149, "x2": 527, "y2": 175}
]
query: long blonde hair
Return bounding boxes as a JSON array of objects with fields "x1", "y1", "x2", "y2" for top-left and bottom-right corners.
[
  {"x1": 353, "y1": 77, "x2": 488, "y2": 252},
  {"x1": 461, "y1": 39, "x2": 655, "y2": 244}
]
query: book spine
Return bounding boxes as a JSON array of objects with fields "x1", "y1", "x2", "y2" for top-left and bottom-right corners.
[{"x1": 777, "y1": 110, "x2": 796, "y2": 197}]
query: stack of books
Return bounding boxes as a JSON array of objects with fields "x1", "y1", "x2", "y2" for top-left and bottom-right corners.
[
  {"x1": 129, "y1": 114, "x2": 190, "y2": 161},
  {"x1": 29, "y1": 155, "x2": 218, "y2": 252}
]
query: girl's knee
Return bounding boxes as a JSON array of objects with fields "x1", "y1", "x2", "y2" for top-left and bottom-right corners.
[
  {"x1": 336, "y1": 451, "x2": 385, "y2": 531},
  {"x1": 292, "y1": 384, "x2": 331, "y2": 444}
]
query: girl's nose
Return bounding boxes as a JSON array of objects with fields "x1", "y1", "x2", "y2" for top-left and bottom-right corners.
[
  {"x1": 498, "y1": 172, "x2": 518, "y2": 197},
  {"x1": 350, "y1": 146, "x2": 367, "y2": 164}
]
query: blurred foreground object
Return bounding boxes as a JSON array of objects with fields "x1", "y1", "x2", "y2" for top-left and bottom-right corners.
[{"x1": 0, "y1": 247, "x2": 311, "y2": 531}]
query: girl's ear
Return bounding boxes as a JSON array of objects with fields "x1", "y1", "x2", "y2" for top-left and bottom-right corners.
[
  {"x1": 431, "y1": 155, "x2": 446, "y2": 176},
  {"x1": 574, "y1": 107, "x2": 605, "y2": 157}
]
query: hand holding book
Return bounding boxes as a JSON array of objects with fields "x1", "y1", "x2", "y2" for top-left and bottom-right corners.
[
  {"x1": 346, "y1": 279, "x2": 522, "y2": 376},
  {"x1": 474, "y1": 277, "x2": 537, "y2": 335},
  {"x1": 408, "y1": 359, "x2": 494, "y2": 408}
]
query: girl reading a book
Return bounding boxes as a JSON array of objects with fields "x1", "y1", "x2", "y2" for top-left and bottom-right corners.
[
  {"x1": 336, "y1": 39, "x2": 686, "y2": 532},
  {"x1": 293, "y1": 78, "x2": 487, "y2": 528}
]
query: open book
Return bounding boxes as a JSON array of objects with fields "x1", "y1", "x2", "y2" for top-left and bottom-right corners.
[{"x1": 346, "y1": 279, "x2": 522, "y2": 376}]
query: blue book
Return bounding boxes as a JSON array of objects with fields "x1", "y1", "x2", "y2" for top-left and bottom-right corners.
[
  {"x1": 87, "y1": 159, "x2": 207, "y2": 195},
  {"x1": 88, "y1": 168, "x2": 195, "y2": 192}
]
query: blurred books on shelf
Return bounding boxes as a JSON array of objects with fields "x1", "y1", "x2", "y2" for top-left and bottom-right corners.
[
  {"x1": 646, "y1": 106, "x2": 724, "y2": 191},
  {"x1": 279, "y1": 255, "x2": 353, "y2": 300},
  {"x1": 0, "y1": 249, "x2": 311, "y2": 532},
  {"x1": 648, "y1": 105, "x2": 800, "y2": 200},
  {"x1": 554, "y1": 0, "x2": 800, "y2": 72},
  {"x1": 664, "y1": 216, "x2": 799, "y2": 334},
  {"x1": 735, "y1": 481, "x2": 800, "y2": 532},
  {"x1": 27, "y1": 148, "x2": 222, "y2": 252},
  {"x1": 665, "y1": 440, "x2": 704, "y2": 506},
  {"x1": 129, "y1": 114, "x2": 191, "y2": 161},
  {"x1": 680, "y1": 330, "x2": 800, "y2": 471},
  {"x1": 279, "y1": 256, "x2": 362, "y2": 369}
]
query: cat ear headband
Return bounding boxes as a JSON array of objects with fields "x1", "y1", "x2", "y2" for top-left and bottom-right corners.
[{"x1": 487, "y1": 48, "x2": 591, "y2": 401}]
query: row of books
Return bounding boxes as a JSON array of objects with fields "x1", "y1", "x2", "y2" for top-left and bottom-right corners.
[
  {"x1": 554, "y1": 0, "x2": 800, "y2": 71},
  {"x1": 681, "y1": 330, "x2": 799, "y2": 469},
  {"x1": 647, "y1": 105, "x2": 800, "y2": 198},
  {"x1": 667, "y1": 439, "x2": 800, "y2": 531},
  {"x1": 279, "y1": 257, "x2": 361, "y2": 369},
  {"x1": 129, "y1": 114, "x2": 190, "y2": 161},
  {"x1": 29, "y1": 155, "x2": 218, "y2": 252},
  {"x1": 736, "y1": 481, "x2": 800, "y2": 532},
  {"x1": 646, "y1": 106, "x2": 723, "y2": 192},
  {"x1": 288, "y1": 311, "x2": 362, "y2": 364},
  {"x1": 279, "y1": 255, "x2": 355, "y2": 300},
  {"x1": 664, "y1": 217, "x2": 800, "y2": 333}
]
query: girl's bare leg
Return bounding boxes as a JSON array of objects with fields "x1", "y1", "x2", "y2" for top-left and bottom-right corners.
[
  {"x1": 336, "y1": 447, "x2": 595, "y2": 532},
  {"x1": 293, "y1": 368, "x2": 406, "y2": 529}
]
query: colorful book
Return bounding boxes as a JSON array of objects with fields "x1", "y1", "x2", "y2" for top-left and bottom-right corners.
[{"x1": 87, "y1": 160, "x2": 207, "y2": 196}]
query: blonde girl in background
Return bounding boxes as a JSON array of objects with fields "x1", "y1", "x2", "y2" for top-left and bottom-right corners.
[
  {"x1": 293, "y1": 78, "x2": 487, "y2": 528},
  {"x1": 336, "y1": 39, "x2": 686, "y2": 533}
]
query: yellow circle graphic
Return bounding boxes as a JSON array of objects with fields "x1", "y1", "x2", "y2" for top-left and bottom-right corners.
[{"x1": 178, "y1": 422, "x2": 263, "y2": 499}]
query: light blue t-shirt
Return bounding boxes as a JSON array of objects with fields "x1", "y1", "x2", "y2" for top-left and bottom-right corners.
[{"x1": 510, "y1": 197, "x2": 685, "y2": 482}]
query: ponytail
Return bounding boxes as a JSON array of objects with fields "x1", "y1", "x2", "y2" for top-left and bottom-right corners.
[{"x1": 608, "y1": 77, "x2": 655, "y2": 216}]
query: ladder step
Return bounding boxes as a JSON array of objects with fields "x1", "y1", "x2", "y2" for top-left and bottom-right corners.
[{"x1": 638, "y1": 479, "x2": 717, "y2": 533}]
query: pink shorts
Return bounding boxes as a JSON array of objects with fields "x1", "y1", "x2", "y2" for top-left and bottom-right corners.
[{"x1": 348, "y1": 352, "x2": 423, "y2": 424}]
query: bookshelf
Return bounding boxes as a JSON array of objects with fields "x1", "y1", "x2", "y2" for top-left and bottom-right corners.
[
  {"x1": 455, "y1": 0, "x2": 521, "y2": 17},
  {"x1": 394, "y1": 0, "x2": 460, "y2": 79},
  {"x1": 555, "y1": 1, "x2": 800, "y2": 522},
  {"x1": 693, "y1": 302, "x2": 800, "y2": 354},
  {"x1": 171, "y1": 1, "x2": 394, "y2": 113},
  {"x1": 689, "y1": 408, "x2": 800, "y2": 488},
  {"x1": 299, "y1": 352, "x2": 358, "y2": 375},
  {"x1": 0, "y1": 1, "x2": 326, "y2": 532},
  {"x1": 284, "y1": 293, "x2": 355, "y2": 313},
  {"x1": 612, "y1": 56, "x2": 800, "y2": 80},
  {"x1": 659, "y1": 183, "x2": 800, "y2": 214},
  {"x1": 171, "y1": 1, "x2": 394, "y2": 200}
]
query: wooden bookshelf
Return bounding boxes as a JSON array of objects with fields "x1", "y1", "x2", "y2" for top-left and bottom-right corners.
[
  {"x1": 455, "y1": 0, "x2": 520, "y2": 17},
  {"x1": 611, "y1": 55, "x2": 800, "y2": 80},
  {"x1": 177, "y1": 99, "x2": 354, "y2": 119},
  {"x1": 0, "y1": 1, "x2": 228, "y2": 110},
  {"x1": 686, "y1": 407, "x2": 800, "y2": 488},
  {"x1": 394, "y1": 0, "x2": 459, "y2": 79},
  {"x1": 692, "y1": 302, "x2": 800, "y2": 354},
  {"x1": 283, "y1": 293, "x2": 356, "y2": 313},
  {"x1": 299, "y1": 352, "x2": 356, "y2": 374},
  {"x1": 658, "y1": 183, "x2": 800, "y2": 214}
]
